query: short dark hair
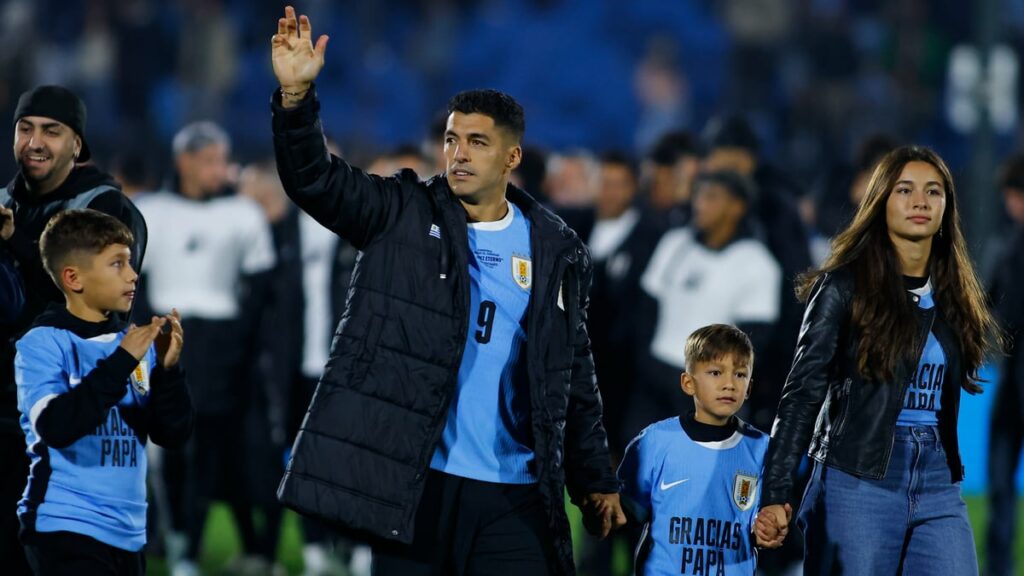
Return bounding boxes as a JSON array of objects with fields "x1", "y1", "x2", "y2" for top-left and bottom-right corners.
[
  {"x1": 600, "y1": 150, "x2": 637, "y2": 177},
  {"x1": 695, "y1": 170, "x2": 757, "y2": 204},
  {"x1": 702, "y1": 115, "x2": 759, "y2": 155},
  {"x1": 447, "y1": 89, "x2": 525, "y2": 142},
  {"x1": 40, "y1": 209, "x2": 133, "y2": 289},
  {"x1": 648, "y1": 130, "x2": 702, "y2": 166},
  {"x1": 854, "y1": 133, "x2": 899, "y2": 173},
  {"x1": 684, "y1": 324, "x2": 754, "y2": 370}
]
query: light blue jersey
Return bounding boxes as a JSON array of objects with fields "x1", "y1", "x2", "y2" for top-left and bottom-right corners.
[
  {"x1": 16, "y1": 325, "x2": 157, "y2": 552},
  {"x1": 431, "y1": 201, "x2": 536, "y2": 483},
  {"x1": 619, "y1": 417, "x2": 769, "y2": 576},
  {"x1": 897, "y1": 283, "x2": 945, "y2": 426}
]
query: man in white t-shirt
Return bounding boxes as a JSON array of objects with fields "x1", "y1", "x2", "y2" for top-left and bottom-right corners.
[
  {"x1": 633, "y1": 170, "x2": 780, "y2": 432},
  {"x1": 135, "y1": 122, "x2": 275, "y2": 576}
]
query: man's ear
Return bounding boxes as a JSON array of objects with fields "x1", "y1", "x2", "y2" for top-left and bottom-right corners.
[{"x1": 506, "y1": 144, "x2": 522, "y2": 171}]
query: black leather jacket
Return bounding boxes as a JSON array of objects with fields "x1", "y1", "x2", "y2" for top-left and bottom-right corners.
[{"x1": 762, "y1": 268, "x2": 967, "y2": 507}]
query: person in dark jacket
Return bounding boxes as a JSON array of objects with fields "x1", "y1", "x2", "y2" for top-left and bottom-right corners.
[
  {"x1": 757, "y1": 146, "x2": 1002, "y2": 574},
  {"x1": 0, "y1": 85, "x2": 148, "y2": 575},
  {"x1": 984, "y1": 154, "x2": 1024, "y2": 576},
  {"x1": 700, "y1": 114, "x2": 811, "y2": 434},
  {"x1": 0, "y1": 206, "x2": 24, "y2": 325},
  {"x1": 238, "y1": 159, "x2": 364, "y2": 574},
  {"x1": 270, "y1": 7, "x2": 624, "y2": 576}
]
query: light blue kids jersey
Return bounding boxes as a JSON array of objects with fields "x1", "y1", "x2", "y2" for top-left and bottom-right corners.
[
  {"x1": 619, "y1": 416, "x2": 769, "y2": 576},
  {"x1": 431, "y1": 201, "x2": 536, "y2": 483},
  {"x1": 15, "y1": 324, "x2": 157, "y2": 552},
  {"x1": 897, "y1": 281, "x2": 946, "y2": 426}
]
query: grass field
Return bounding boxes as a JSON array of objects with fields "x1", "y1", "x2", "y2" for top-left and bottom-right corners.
[{"x1": 144, "y1": 495, "x2": 1022, "y2": 575}]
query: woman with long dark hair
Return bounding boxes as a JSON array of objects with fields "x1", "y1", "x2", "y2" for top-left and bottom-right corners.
[{"x1": 756, "y1": 146, "x2": 1002, "y2": 574}]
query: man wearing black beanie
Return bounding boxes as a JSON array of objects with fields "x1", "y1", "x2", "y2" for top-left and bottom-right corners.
[{"x1": 0, "y1": 85, "x2": 148, "y2": 574}]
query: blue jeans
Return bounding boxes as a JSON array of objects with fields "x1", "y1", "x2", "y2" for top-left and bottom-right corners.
[{"x1": 797, "y1": 425, "x2": 978, "y2": 575}]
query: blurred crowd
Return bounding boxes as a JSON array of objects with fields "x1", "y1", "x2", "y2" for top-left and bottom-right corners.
[{"x1": 3, "y1": 0, "x2": 1024, "y2": 181}]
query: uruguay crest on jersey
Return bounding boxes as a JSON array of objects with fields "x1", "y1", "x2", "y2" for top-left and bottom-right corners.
[
  {"x1": 512, "y1": 254, "x2": 532, "y2": 290},
  {"x1": 733, "y1": 472, "x2": 757, "y2": 511},
  {"x1": 130, "y1": 359, "x2": 150, "y2": 396}
]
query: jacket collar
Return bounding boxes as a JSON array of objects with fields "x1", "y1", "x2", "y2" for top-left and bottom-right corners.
[{"x1": 427, "y1": 176, "x2": 582, "y2": 257}]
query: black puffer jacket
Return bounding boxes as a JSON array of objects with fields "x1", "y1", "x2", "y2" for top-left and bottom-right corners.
[
  {"x1": 762, "y1": 268, "x2": 967, "y2": 507},
  {"x1": 271, "y1": 89, "x2": 618, "y2": 575}
]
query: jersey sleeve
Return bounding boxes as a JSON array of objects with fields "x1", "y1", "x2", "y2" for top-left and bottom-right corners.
[
  {"x1": 617, "y1": 429, "x2": 654, "y2": 524},
  {"x1": 14, "y1": 329, "x2": 69, "y2": 435}
]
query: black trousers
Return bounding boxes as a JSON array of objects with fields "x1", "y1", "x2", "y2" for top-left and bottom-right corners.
[
  {"x1": 23, "y1": 530, "x2": 144, "y2": 576},
  {"x1": 986, "y1": 376, "x2": 1023, "y2": 576},
  {"x1": 1, "y1": 431, "x2": 31, "y2": 575},
  {"x1": 162, "y1": 318, "x2": 248, "y2": 561},
  {"x1": 372, "y1": 470, "x2": 553, "y2": 576}
]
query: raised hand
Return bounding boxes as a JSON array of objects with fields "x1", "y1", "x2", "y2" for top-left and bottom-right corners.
[
  {"x1": 119, "y1": 316, "x2": 167, "y2": 361},
  {"x1": 155, "y1": 308, "x2": 184, "y2": 369},
  {"x1": 271, "y1": 5, "x2": 328, "y2": 104}
]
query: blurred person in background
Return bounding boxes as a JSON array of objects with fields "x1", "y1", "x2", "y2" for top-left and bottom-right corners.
[
  {"x1": 241, "y1": 154, "x2": 370, "y2": 576},
  {"x1": 633, "y1": 37, "x2": 690, "y2": 156},
  {"x1": 510, "y1": 146, "x2": 549, "y2": 207},
  {"x1": 641, "y1": 129, "x2": 703, "y2": 229},
  {"x1": 575, "y1": 151, "x2": 664, "y2": 576},
  {"x1": 135, "y1": 121, "x2": 275, "y2": 576},
  {"x1": 110, "y1": 152, "x2": 158, "y2": 200},
  {"x1": 985, "y1": 154, "x2": 1024, "y2": 576},
  {"x1": 0, "y1": 85, "x2": 147, "y2": 576},
  {"x1": 580, "y1": 151, "x2": 665, "y2": 455},
  {"x1": 634, "y1": 170, "x2": 780, "y2": 443},
  {"x1": 809, "y1": 133, "x2": 899, "y2": 265},
  {"x1": 366, "y1": 143, "x2": 431, "y2": 178},
  {"x1": 545, "y1": 149, "x2": 599, "y2": 209},
  {"x1": 701, "y1": 114, "x2": 809, "y2": 574},
  {"x1": 424, "y1": 111, "x2": 448, "y2": 177},
  {"x1": 701, "y1": 114, "x2": 809, "y2": 430}
]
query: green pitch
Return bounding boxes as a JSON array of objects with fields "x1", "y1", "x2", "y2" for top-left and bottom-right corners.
[{"x1": 144, "y1": 495, "x2": 1021, "y2": 575}]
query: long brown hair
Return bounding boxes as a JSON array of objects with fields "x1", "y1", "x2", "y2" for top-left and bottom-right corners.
[{"x1": 797, "y1": 146, "x2": 1002, "y2": 390}]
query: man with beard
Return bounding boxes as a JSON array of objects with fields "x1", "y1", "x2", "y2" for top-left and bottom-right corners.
[
  {"x1": 270, "y1": 7, "x2": 624, "y2": 575},
  {"x1": 0, "y1": 85, "x2": 147, "y2": 575}
]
